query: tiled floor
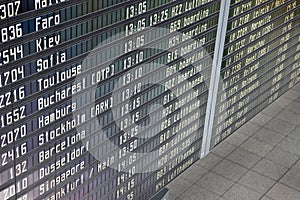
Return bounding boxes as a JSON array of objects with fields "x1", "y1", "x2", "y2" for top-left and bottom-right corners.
[{"x1": 167, "y1": 83, "x2": 300, "y2": 200}]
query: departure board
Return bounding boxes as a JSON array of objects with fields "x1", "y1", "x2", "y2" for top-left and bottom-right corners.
[
  {"x1": 0, "y1": 1, "x2": 220, "y2": 200},
  {"x1": 211, "y1": 0, "x2": 300, "y2": 147},
  {"x1": 0, "y1": 0, "x2": 299, "y2": 200}
]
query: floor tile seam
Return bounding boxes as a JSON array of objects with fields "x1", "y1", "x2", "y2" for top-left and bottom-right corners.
[
  {"x1": 278, "y1": 181, "x2": 300, "y2": 194},
  {"x1": 280, "y1": 95, "x2": 296, "y2": 102},
  {"x1": 193, "y1": 156, "x2": 236, "y2": 197},
  {"x1": 223, "y1": 127, "x2": 254, "y2": 150},
  {"x1": 230, "y1": 166, "x2": 274, "y2": 198},
  {"x1": 257, "y1": 192, "x2": 276, "y2": 200},
  {"x1": 218, "y1": 167, "x2": 263, "y2": 199},
  {"x1": 250, "y1": 132, "x2": 285, "y2": 147},
  {"x1": 289, "y1": 82, "x2": 300, "y2": 89},
  {"x1": 275, "y1": 135, "x2": 300, "y2": 157},
  {"x1": 261, "y1": 106, "x2": 285, "y2": 118},
  {"x1": 274, "y1": 99, "x2": 293, "y2": 110},
  {"x1": 236, "y1": 125, "x2": 264, "y2": 138},
  {"x1": 233, "y1": 132, "x2": 273, "y2": 158},
  {"x1": 172, "y1": 163, "x2": 222, "y2": 199},
  {"x1": 214, "y1": 165, "x2": 252, "y2": 185},
  {"x1": 180, "y1": 168, "x2": 210, "y2": 185},
  {"x1": 268, "y1": 113, "x2": 295, "y2": 125},
  {"x1": 277, "y1": 156, "x2": 300, "y2": 192},
  {"x1": 212, "y1": 140, "x2": 261, "y2": 176},
  {"x1": 170, "y1": 182, "x2": 193, "y2": 199},
  {"x1": 215, "y1": 145, "x2": 239, "y2": 159},
  {"x1": 285, "y1": 103, "x2": 300, "y2": 112},
  {"x1": 251, "y1": 163, "x2": 289, "y2": 182},
  {"x1": 262, "y1": 130, "x2": 300, "y2": 167},
  {"x1": 286, "y1": 134, "x2": 300, "y2": 143},
  {"x1": 196, "y1": 152, "x2": 224, "y2": 170},
  {"x1": 247, "y1": 133, "x2": 278, "y2": 148},
  {"x1": 282, "y1": 106, "x2": 300, "y2": 115},
  {"x1": 259, "y1": 195, "x2": 275, "y2": 200},
  {"x1": 225, "y1": 148, "x2": 262, "y2": 169},
  {"x1": 196, "y1": 154, "x2": 225, "y2": 172},
  {"x1": 290, "y1": 83, "x2": 300, "y2": 92},
  {"x1": 286, "y1": 125, "x2": 300, "y2": 142},
  {"x1": 241, "y1": 128, "x2": 286, "y2": 157},
  {"x1": 274, "y1": 110, "x2": 300, "y2": 125},
  {"x1": 216, "y1": 130, "x2": 253, "y2": 149},
  {"x1": 194, "y1": 181, "x2": 229, "y2": 198},
  {"x1": 167, "y1": 174, "x2": 197, "y2": 198},
  {"x1": 210, "y1": 162, "x2": 248, "y2": 182},
  {"x1": 216, "y1": 153, "x2": 265, "y2": 198},
  {"x1": 281, "y1": 93, "x2": 300, "y2": 102},
  {"x1": 285, "y1": 96, "x2": 300, "y2": 103},
  {"x1": 221, "y1": 160, "x2": 282, "y2": 200},
  {"x1": 214, "y1": 117, "x2": 257, "y2": 150},
  {"x1": 262, "y1": 119, "x2": 297, "y2": 135},
  {"x1": 251, "y1": 119, "x2": 272, "y2": 127},
  {"x1": 179, "y1": 177, "x2": 222, "y2": 199},
  {"x1": 257, "y1": 157, "x2": 300, "y2": 200},
  {"x1": 219, "y1": 140, "x2": 283, "y2": 198},
  {"x1": 209, "y1": 143, "x2": 259, "y2": 180}
]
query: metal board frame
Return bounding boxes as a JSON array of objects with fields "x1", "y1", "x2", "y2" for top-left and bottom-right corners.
[{"x1": 200, "y1": 0, "x2": 231, "y2": 158}]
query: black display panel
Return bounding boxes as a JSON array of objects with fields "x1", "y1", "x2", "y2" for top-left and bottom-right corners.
[
  {"x1": 211, "y1": 0, "x2": 300, "y2": 147},
  {"x1": 0, "y1": 1, "x2": 220, "y2": 200}
]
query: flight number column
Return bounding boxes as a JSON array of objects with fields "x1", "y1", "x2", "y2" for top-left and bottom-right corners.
[{"x1": 0, "y1": 1, "x2": 27, "y2": 200}]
